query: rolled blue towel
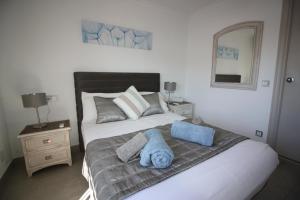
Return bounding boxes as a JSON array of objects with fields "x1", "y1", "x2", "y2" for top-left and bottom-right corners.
[
  {"x1": 171, "y1": 120, "x2": 215, "y2": 146},
  {"x1": 140, "y1": 129, "x2": 174, "y2": 169}
]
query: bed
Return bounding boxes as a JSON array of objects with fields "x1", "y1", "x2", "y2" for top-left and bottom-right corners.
[{"x1": 74, "y1": 72, "x2": 279, "y2": 200}]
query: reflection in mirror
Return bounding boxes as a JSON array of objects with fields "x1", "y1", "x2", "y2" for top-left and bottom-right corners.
[
  {"x1": 216, "y1": 29, "x2": 255, "y2": 84},
  {"x1": 211, "y1": 21, "x2": 263, "y2": 90}
]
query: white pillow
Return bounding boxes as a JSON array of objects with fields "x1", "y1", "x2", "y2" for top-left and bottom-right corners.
[
  {"x1": 81, "y1": 91, "x2": 168, "y2": 123},
  {"x1": 113, "y1": 86, "x2": 150, "y2": 120}
]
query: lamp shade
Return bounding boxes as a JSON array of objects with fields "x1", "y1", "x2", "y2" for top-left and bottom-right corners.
[
  {"x1": 164, "y1": 82, "x2": 176, "y2": 92},
  {"x1": 22, "y1": 93, "x2": 47, "y2": 108}
]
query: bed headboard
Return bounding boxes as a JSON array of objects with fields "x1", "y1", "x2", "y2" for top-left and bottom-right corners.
[{"x1": 74, "y1": 72, "x2": 160, "y2": 151}]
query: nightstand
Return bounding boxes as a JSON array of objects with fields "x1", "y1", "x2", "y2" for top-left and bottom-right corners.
[
  {"x1": 18, "y1": 120, "x2": 72, "y2": 177},
  {"x1": 168, "y1": 101, "x2": 193, "y2": 118}
]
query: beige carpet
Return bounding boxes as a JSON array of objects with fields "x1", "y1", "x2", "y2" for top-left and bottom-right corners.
[{"x1": 0, "y1": 147, "x2": 299, "y2": 200}]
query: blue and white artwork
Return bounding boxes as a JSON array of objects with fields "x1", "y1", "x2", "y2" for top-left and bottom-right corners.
[
  {"x1": 217, "y1": 46, "x2": 239, "y2": 60},
  {"x1": 81, "y1": 20, "x2": 152, "y2": 50}
]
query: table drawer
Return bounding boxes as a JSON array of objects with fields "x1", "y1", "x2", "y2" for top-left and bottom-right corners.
[
  {"x1": 171, "y1": 104, "x2": 193, "y2": 115},
  {"x1": 24, "y1": 131, "x2": 69, "y2": 152},
  {"x1": 182, "y1": 114, "x2": 193, "y2": 119},
  {"x1": 181, "y1": 109, "x2": 192, "y2": 115},
  {"x1": 27, "y1": 148, "x2": 70, "y2": 168}
]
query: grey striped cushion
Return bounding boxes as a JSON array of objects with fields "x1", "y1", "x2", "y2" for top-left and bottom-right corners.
[{"x1": 113, "y1": 86, "x2": 150, "y2": 120}]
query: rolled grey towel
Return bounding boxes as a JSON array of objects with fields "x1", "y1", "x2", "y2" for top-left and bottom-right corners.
[{"x1": 116, "y1": 132, "x2": 148, "y2": 162}]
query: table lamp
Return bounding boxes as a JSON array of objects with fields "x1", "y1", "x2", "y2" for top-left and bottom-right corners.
[
  {"x1": 164, "y1": 82, "x2": 176, "y2": 105},
  {"x1": 22, "y1": 93, "x2": 47, "y2": 128}
]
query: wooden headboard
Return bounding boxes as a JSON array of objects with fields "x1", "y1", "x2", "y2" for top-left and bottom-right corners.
[{"x1": 74, "y1": 72, "x2": 160, "y2": 151}]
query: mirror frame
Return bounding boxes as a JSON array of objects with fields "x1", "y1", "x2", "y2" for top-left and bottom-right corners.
[{"x1": 211, "y1": 21, "x2": 264, "y2": 90}]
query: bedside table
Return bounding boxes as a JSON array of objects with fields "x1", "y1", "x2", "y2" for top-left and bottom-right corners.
[
  {"x1": 18, "y1": 120, "x2": 72, "y2": 177},
  {"x1": 168, "y1": 101, "x2": 193, "y2": 118}
]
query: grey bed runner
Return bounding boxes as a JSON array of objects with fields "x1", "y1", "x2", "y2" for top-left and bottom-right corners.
[{"x1": 85, "y1": 120, "x2": 247, "y2": 200}]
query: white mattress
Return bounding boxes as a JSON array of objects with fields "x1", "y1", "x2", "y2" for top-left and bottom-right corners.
[{"x1": 82, "y1": 112, "x2": 279, "y2": 200}]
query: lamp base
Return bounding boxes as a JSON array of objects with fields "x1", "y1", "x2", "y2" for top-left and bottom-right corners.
[{"x1": 32, "y1": 123, "x2": 47, "y2": 129}]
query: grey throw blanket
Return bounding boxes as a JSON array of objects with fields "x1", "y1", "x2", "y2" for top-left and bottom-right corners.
[{"x1": 85, "y1": 120, "x2": 247, "y2": 200}]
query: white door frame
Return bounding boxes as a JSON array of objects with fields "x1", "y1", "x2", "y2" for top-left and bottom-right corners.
[{"x1": 267, "y1": 0, "x2": 293, "y2": 148}]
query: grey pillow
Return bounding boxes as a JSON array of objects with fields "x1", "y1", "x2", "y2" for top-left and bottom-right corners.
[
  {"x1": 94, "y1": 96, "x2": 127, "y2": 124},
  {"x1": 142, "y1": 93, "x2": 164, "y2": 116}
]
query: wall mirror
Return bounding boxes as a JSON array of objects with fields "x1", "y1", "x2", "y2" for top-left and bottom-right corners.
[{"x1": 211, "y1": 21, "x2": 263, "y2": 90}]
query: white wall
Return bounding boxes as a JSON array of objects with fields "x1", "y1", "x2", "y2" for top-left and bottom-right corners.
[
  {"x1": 0, "y1": 0, "x2": 188, "y2": 157},
  {"x1": 0, "y1": 89, "x2": 12, "y2": 178},
  {"x1": 185, "y1": 0, "x2": 282, "y2": 141},
  {"x1": 0, "y1": 0, "x2": 283, "y2": 158}
]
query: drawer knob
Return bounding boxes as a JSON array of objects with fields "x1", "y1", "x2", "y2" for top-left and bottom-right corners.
[
  {"x1": 43, "y1": 139, "x2": 51, "y2": 144},
  {"x1": 45, "y1": 155, "x2": 53, "y2": 160}
]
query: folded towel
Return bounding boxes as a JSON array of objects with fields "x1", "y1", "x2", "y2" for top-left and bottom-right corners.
[
  {"x1": 171, "y1": 120, "x2": 215, "y2": 146},
  {"x1": 116, "y1": 132, "x2": 148, "y2": 163},
  {"x1": 140, "y1": 129, "x2": 174, "y2": 169}
]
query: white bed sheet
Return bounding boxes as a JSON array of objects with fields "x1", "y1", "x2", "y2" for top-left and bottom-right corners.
[
  {"x1": 82, "y1": 112, "x2": 185, "y2": 148},
  {"x1": 82, "y1": 112, "x2": 279, "y2": 200}
]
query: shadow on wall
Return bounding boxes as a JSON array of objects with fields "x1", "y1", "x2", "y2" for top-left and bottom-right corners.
[{"x1": 2, "y1": 68, "x2": 59, "y2": 157}]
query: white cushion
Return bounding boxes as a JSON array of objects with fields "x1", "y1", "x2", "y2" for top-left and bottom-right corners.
[{"x1": 113, "y1": 86, "x2": 150, "y2": 120}]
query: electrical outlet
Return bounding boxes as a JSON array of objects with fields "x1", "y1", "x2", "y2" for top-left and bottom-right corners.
[
  {"x1": 255, "y1": 130, "x2": 263, "y2": 137},
  {"x1": 47, "y1": 95, "x2": 58, "y2": 102}
]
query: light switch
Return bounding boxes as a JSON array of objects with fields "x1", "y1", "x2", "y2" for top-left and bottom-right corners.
[{"x1": 262, "y1": 80, "x2": 270, "y2": 87}]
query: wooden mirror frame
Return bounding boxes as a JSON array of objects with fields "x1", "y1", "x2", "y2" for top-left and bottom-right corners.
[{"x1": 211, "y1": 21, "x2": 264, "y2": 90}]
